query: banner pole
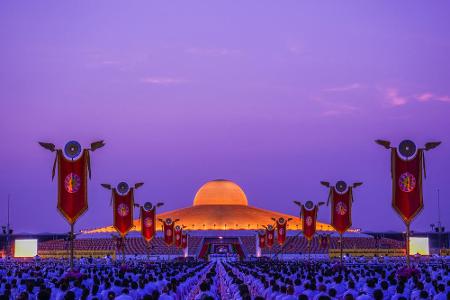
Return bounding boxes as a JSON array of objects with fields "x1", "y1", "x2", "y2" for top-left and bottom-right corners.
[
  {"x1": 122, "y1": 236, "x2": 126, "y2": 263},
  {"x1": 340, "y1": 233, "x2": 343, "y2": 265},
  {"x1": 70, "y1": 223, "x2": 74, "y2": 270},
  {"x1": 70, "y1": 156, "x2": 75, "y2": 271},
  {"x1": 308, "y1": 239, "x2": 311, "y2": 261},
  {"x1": 406, "y1": 223, "x2": 410, "y2": 267}
]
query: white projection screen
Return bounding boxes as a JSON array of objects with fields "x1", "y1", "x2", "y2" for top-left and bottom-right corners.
[
  {"x1": 409, "y1": 237, "x2": 430, "y2": 255},
  {"x1": 14, "y1": 239, "x2": 38, "y2": 258}
]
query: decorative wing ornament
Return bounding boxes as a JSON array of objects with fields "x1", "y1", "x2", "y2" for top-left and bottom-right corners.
[
  {"x1": 424, "y1": 141, "x2": 441, "y2": 151},
  {"x1": 90, "y1": 140, "x2": 105, "y2": 152},
  {"x1": 38, "y1": 142, "x2": 56, "y2": 152},
  {"x1": 375, "y1": 139, "x2": 392, "y2": 149},
  {"x1": 101, "y1": 183, "x2": 112, "y2": 190},
  {"x1": 134, "y1": 182, "x2": 144, "y2": 189},
  {"x1": 320, "y1": 181, "x2": 330, "y2": 188}
]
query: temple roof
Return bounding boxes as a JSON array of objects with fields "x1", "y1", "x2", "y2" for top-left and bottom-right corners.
[{"x1": 82, "y1": 179, "x2": 335, "y2": 234}]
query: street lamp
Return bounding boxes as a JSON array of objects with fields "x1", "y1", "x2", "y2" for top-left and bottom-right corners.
[{"x1": 1, "y1": 195, "x2": 13, "y2": 258}]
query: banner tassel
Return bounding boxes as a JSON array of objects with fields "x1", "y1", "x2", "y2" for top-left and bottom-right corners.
[
  {"x1": 86, "y1": 150, "x2": 92, "y2": 179},
  {"x1": 326, "y1": 189, "x2": 332, "y2": 206},
  {"x1": 421, "y1": 150, "x2": 427, "y2": 179},
  {"x1": 51, "y1": 154, "x2": 58, "y2": 180}
]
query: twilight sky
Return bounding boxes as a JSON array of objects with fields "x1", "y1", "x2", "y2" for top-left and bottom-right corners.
[{"x1": 1, "y1": 1, "x2": 449, "y2": 233}]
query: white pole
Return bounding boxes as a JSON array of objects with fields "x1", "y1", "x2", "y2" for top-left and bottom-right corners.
[
  {"x1": 256, "y1": 233, "x2": 261, "y2": 257},
  {"x1": 183, "y1": 235, "x2": 189, "y2": 258}
]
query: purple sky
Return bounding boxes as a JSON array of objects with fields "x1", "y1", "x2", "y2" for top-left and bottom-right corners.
[{"x1": 1, "y1": 1, "x2": 449, "y2": 233}]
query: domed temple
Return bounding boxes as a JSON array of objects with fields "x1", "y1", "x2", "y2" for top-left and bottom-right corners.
[{"x1": 84, "y1": 179, "x2": 334, "y2": 233}]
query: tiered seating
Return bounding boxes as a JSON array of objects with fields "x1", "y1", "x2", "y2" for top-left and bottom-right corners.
[
  {"x1": 125, "y1": 237, "x2": 182, "y2": 255},
  {"x1": 379, "y1": 237, "x2": 404, "y2": 248},
  {"x1": 328, "y1": 237, "x2": 404, "y2": 249},
  {"x1": 38, "y1": 235, "x2": 404, "y2": 257},
  {"x1": 38, "y1": 236, "x2": 203, "y2": 256},
  {"x1": 239, "y1": 236, "x2": 404, "y2": 255},
  {"x1": 39, "y1": 238, "x2": 116, "y2": 252}
]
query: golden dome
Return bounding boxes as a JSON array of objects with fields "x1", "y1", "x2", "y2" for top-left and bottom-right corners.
[
  {"x1": 82, "y1": 179, "x2": 337, "y2": 234},
  {"x1": 193, "y1": 179, "x2": 248, "y2": 206}
]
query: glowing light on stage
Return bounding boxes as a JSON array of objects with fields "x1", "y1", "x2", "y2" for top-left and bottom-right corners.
[
  {"x1": 409, "y1": 237, "x2": 429, "y2": 255},
  {"x1": 14, "y1": 239, "x2": 38, "y2": 258}
]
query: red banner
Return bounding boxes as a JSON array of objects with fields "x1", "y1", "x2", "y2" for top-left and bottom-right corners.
[
  {"x1": 57, "y1": 149, "x2": 89, "y2": 224},
  {"x1": 391, "y1": 149, "x2": 424, "y2": 224},
  {"x1": 276, "y1": 218, "x2": 287, "y2": 245},
  {"x1": 163, "y1": 220, "x2": 175, "y2": 245},
  {"x1": 266, "y1": 226, "x2": 275, "y2": 248},
  {"x1": 301, "y1": 205, "x2": 318, "y2": 241},
  {"x1": 174, "y1": 226, "x2": 183, "y2": 248},
  {"x1": 258, "y1": 231, "x2": 266, "y2": 248},
  {"x1": 113, "y1": 188, "x2": 135, "y2": 237},
  {"x1": 140, "y1": 207, "x2": 156, "y2": 242},
  {"x1": 330, "y1": 187, "x2": 353, "y2": 234},
  {"x1": 181, "y1": 233, "x2": 188, "y2": 249}
]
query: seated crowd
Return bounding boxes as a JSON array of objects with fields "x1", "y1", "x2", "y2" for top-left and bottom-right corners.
[
  {"x1": 221, "y1": 259, "x2": 450, "y2": 300},
  {"x1": 0, "y1": 257, "x2": 448, "y2": 300}
]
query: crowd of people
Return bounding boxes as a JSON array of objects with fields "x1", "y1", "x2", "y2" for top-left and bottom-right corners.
[
  {"x1": 0, "y1": 257, "x2": 448, "y2": 300},
  {"x1": 220, "y1": 259, "x2": 450, "y2": 300}
]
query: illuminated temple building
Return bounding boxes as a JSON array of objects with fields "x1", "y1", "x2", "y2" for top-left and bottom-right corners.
[{"x1": 83, "y1": 179, "x2": 334, "y2": 233}]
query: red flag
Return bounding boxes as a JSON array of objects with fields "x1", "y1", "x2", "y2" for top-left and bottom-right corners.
[
  {"x1": 258, "y1": 230, "x2": 266, "y2": 248},
  {"x1": 181, "y1": 233, "x2": 188, "y2": 249},
  {"x1": 301, "y1": 205, "x2": 318, "y2": 241},
  {"x1": 163, "y1": 219, "x2": 175, "y2": 245},
  {"x1": 113, "y1": 188, "x2": 135, "y2": 237},
  {"x1": 392, "y1": 149, "x2": 424, "y2": 224},
  {"x1": 276, "y1": 217, "x2": 287, "y2": 245},
  {"x1": 57, "y1": 149, "x2": 89, "y2": 224},
  {"x1": 174, "y1": 225, "x2": 183, "y2": 248},
  {"x1": 266, "y1": 226, "x2": 275, "y2": 248},
  {"x1": 330, "y1": 187, "x2": 353, "y2": 234},
  {"x1": 140, "y1": 207, "x2": 156, "y2": 242}
]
